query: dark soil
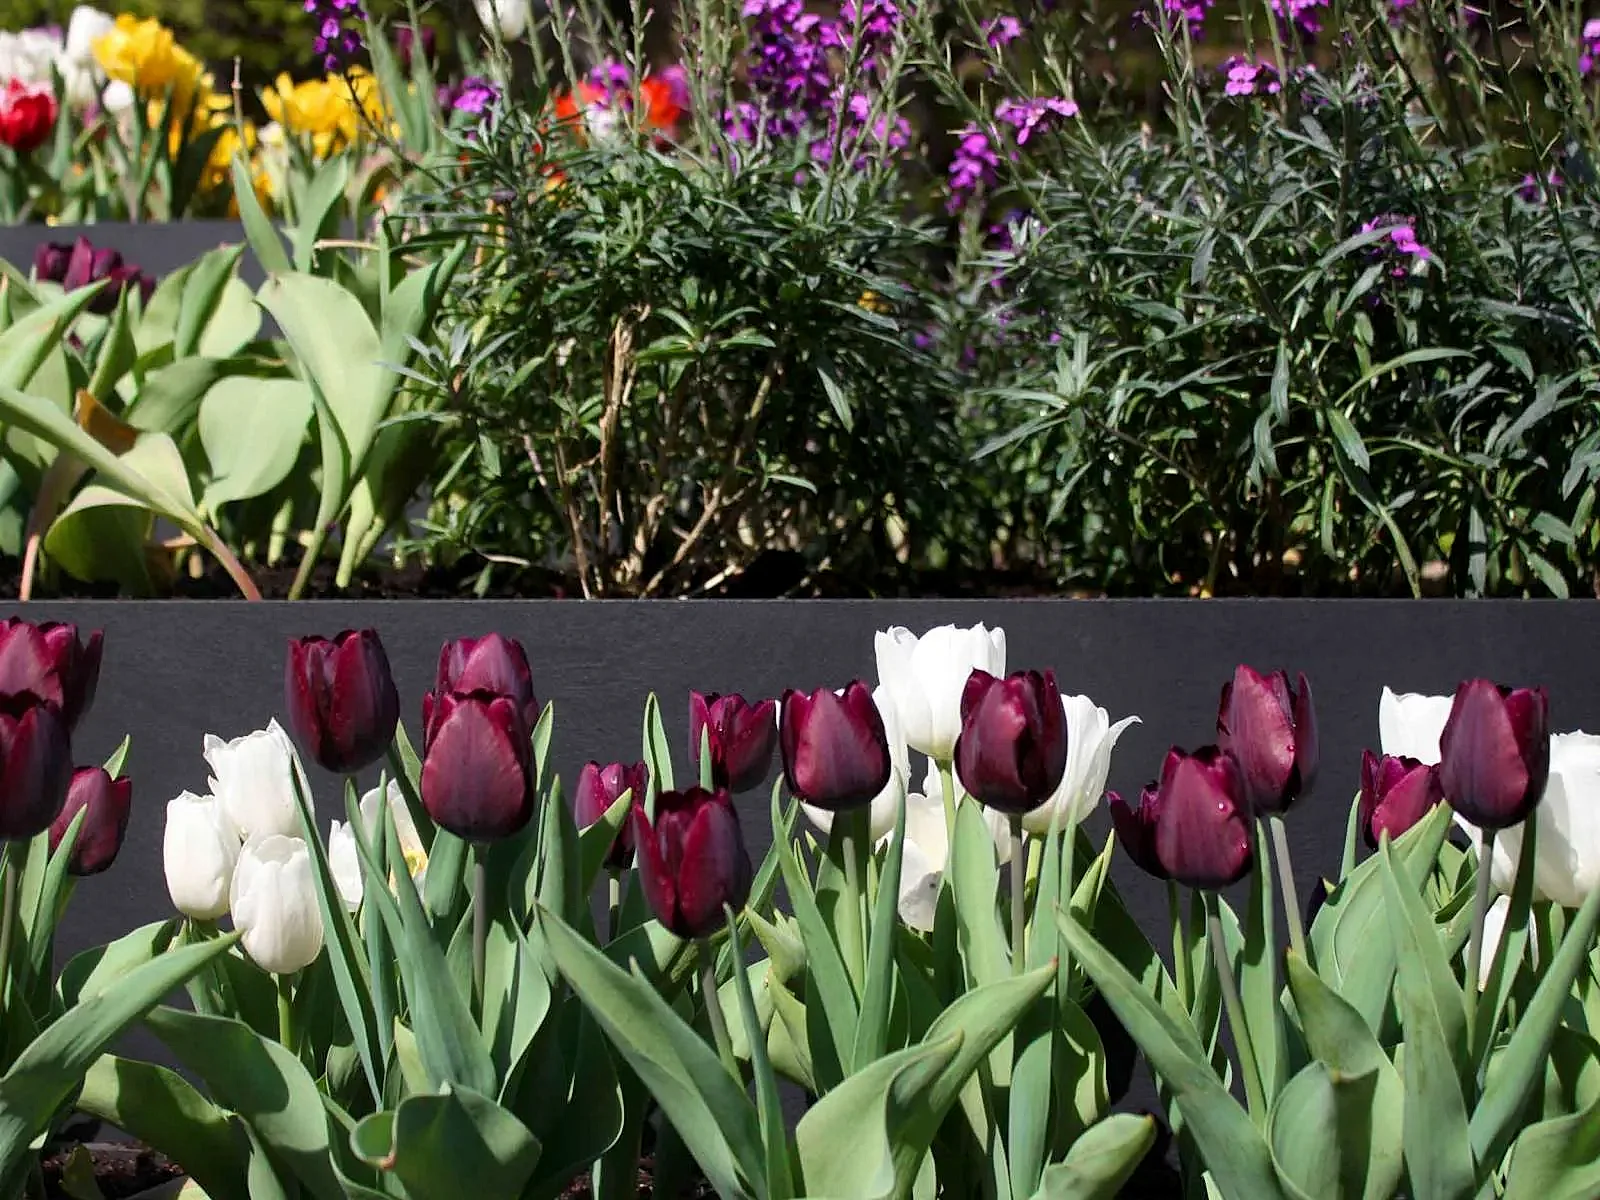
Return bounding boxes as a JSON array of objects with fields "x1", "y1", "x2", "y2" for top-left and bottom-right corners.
[
  {"x1": 558, "y1": 1162, "x2": 717, "y2": 1198},
  {"x1": 40, "y1": 1144, "x2": 184, "y2": 1199}
]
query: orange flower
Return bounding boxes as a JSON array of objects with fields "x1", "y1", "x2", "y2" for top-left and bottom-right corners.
[{"x1": 638, "y1": 77, "x2": 681, "y2": 131}]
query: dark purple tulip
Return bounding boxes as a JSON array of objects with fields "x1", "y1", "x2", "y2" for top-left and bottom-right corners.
[
  {"x1": 33, "y1": 240, "x2": 73, "y2": 284},
  {"x1": 284, "y1": 630, "x2": 401, "y2": 773},
  {"x1": 0, "y1": 694, "x2": 72, "y2": 841},
  {"x1": 48, "y1": 767, "x2": 132, "y2": 875},
  {"x1": 1108, "y1": 783, "x2": 1167, "y2": 880},
  {"x1": 0, "y1": 618, "x2": 103, "y2": 732},
  {"x1": 632, "y1": 786, "x2": 753, "y2": 939},
  {"x1": 953, "y1": 669, "x2": 1068, "y2": 815},
  {"x1": 779, "y1": 682, "x2": 891, "y2": 810},
  {"x1": 1216, "y1": 666, "x2": 1318, "y2": 814},
  {"x1": 432, "y1": 634, "x2": 539, "y2": 731},
  {"x1": 394, "y1": 23, "x2": 436, "y2": 67},
  {"x1": 1358, "y1": 750, "x2": 1443, "y2": 849},
  {"x1": 1438, "y1": 679, "x2": 1550, "y2": 830},
  {"x1": 575, "y1": 760, "x2": 647, "y2": 868},
  {"x1": 1154, "y1": 746, "x2": 1253, "y2": 890},
  {"x1": 690, "y1": 692, "x2": 778, "y2": 793},
  {"x1": 421, "y1": 691, "x2": 535, "y2": 841},
  {"x1": 56, "y1": 237, "x2": 154, "y2": 314}
]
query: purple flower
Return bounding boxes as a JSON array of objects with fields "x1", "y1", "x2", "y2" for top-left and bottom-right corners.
[
  {"x1": 947, "y1": 124, "x2": 999, "y2": 211},
  {"x1": 1223, "y1": 57, "x2": 1281, "y2": 96},
  {"x1": 1360, "y1": 214, "x2": 1433, "y2": 277},
  {"x1": 1519, "y1": 169, "x2": 1562, "y2": 203},
  {"x1": 1270, "y1": 0, "x2": 1326, "y2": 34},
  {"x1": 304, "y1": 0, "x2": 367, "y2": 71},
  {"x1": 440, "y1": 76, "x2": 499, "y2": 116},
  {"x1": 1160, "y1": 0, "x2": 1212, "y2": 35},
  {"x1": 996, "y1": 95, "x2": 1078, "y2": 144},
  {"x1": 1583, "y1": 18, "x2": 1600, "y2": 75},
  {"x1": 984, "y1": 14, "x2": 1025, "y2": 47}
]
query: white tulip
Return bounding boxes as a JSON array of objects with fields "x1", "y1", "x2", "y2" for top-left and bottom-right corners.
[
  {"x1": 1378, "y1": 686, "x2": 1454, "y2": 765},
  {"x1": 204, "y1": 719, "x2": 305, "y2": 842},
  {"x1": 329, "y1": 780, "x2": 429, "y2": 911},
  {"x1": 895, "y1": 766, "x2": 1012, "y2": 930},
  {"x1": 801, "y1": 684, "x2": 909, "y2": 845},
  {"x1": 231, "y1": 835, "x2": 326, "y2": 975},
  {"x1": 0, "y1": 30, "x2": 64, "y2": 88},
  {"x1": 474, "y1": 0, "x2": 531, "y2": 40},
  {"x1": 99, "y1": 79, "x2": 133, "y2": 113},
  {"x1": 163, "y1": 791, "x2": 240, "y2": 920},
  {"x1": 1022, "y1": 696, "x2": 1139, "y2": 836},
  {"x1": 57, "y1": 7, "x2": 114, "y2": 108},
  {"x1": 874, "y1": 623, "x2": 1006, "y2": 761}
]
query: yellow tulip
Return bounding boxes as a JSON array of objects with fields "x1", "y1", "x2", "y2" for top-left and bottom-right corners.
[
  {"x1": 93, "y1": 14, "x2": 206, "y2": 112},
  {"x1": 261, "y1": 69, "x2": 387, "y2": 158}
]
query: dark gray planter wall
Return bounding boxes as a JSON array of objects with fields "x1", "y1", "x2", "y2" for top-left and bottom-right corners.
[{"x1": 0, "y1": 222, "x2": 263, "y2": 286}]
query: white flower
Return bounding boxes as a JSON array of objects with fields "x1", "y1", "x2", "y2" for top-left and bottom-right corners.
[
  {"x1": 329, "y1": 780, "x2": 428, "y2": 911},
  {"x1": 474, "y1": 0, "x2": 531, "y2": 40},
  {"x1": 1022, "y1": 695, "x2": 1139, "y2": 836},
  {"x1": 895, "y1": 766, "x2": 1013, "y2": 930},
  {"x1": 874, "y1": 623, "x2": 1006, "y2": 761},
  {"x1": 163, "y1": 791, "x2": 240, "y2": 920},
  {"x1": 57, "y1": 6, "x2": 115, "y2": 108},
  {"x1": 0, "y1": 29, "x2": 64, "y2": 88},
  {"x1": 230, "y1": 835, "x2": 325, "y2": 974},
  {"x1": 204, "y1": 719, "x2": 305, "y2": 842},
  {"x1": 1458, "y1": 731, "x2": 1600, "y2": 908},
  {"x1": 1378, "y1": 686, "x2": 1454, "y2": 765},
  {"x1": 801, "y1": 684, "x2": 909, "y2": 845}
]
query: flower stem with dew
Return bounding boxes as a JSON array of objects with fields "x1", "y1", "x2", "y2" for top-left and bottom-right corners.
[
  {"x1": 1207, "y1": 890, "x2": 1268, "y2": 1126},
  {"x1": 0, "y1": 857, "x2": 16, "y2": 1022},
  {"x1": 1269, "y1": 815, "x2": 1308, "y2": 964},
  {"x1": 1011, "y1": 815, "x2": 1026, "y2": 977},
  {"x1": 277, "y1": 973, "x2": 296, "y2": 1056},
  {"x1": 1465, "y1": 826, "x2": 1497, "y2": 1049},
  {"x1": 938, "y1": 759, "x2": 957, "y2": 846},
  {"x1": 1168, "y1": 878, "x2": 1192, "y2": 1014},
  {"x1": 473, "y1": 844, "x2": 489, "y2": 1014},
  {"x1": 699, "y1": 939, "x2": 738, "y2": 1080},
  {"x1": 607, "y1": 871, "x2": 622, "y2": 943}
]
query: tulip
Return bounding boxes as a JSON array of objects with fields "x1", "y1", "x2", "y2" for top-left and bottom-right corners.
[
  {"x1": 1378, "y1": 686, "x2": 1454, "y2": 765},
  {"x1": 896, "y1": 766, "x2": 1013, "y2": 930},
  {"x1": 0, "y1": 617, "x2": 104, "y2": 732},
  {"x1": 329, "y1": 780, "x2": 427, "y2": 911},
  {"x1": 163, "y1": 791, "x2": 239, "y2": 920},
  {"x1": 231, "y1": 835, "x2": 325, "y2": 974},
  {"x1": 954, "y1": 669, "x2": 1068, "y2": 815},
  {"x1": 1358, "y1": 750, "x2": 1442, "y2": 848},
  {"x1": 633, "y1": 786, "x2": 753, "y2": 939},
  {"x1": 801, "y1": 683, "x2": 908, "y2": 844},
  {"x1": 432, "y1": 634, "x2": 539, "y2": 732},
  {"x1": 689, "y1": 692, "x2": 777, "y2": 793},
  {"x1": 203, "y1": 719, "x2": 304, "y2": 842},
  {"x1": 1154, "y1": 747, "x2": 1252, "y2": 890},
  {"x1": 1108, "y1": 784, "x2": 1166, "y2": 880},
  {"x1": 33, "y1": 241, "x2": 73, "y2": 284},
  {"x1": 574, "y1": 760, "x2": 648, "y2": 868},
  {"x1": 1023, "y1": 695, "x2": 1140, "y2": 835},
  {"x1": 58, "y1": 237, "x2": 155, "y2": 315},
  {"x1": 421, "y1": 691, "x2": 535, "y2": 841},
  {"x1": 394, "y1": 22, "x2": 435, "y2": 67},
  {"x1": 48, "y1": 767, "x2": 132, "y2": 876},
  {"x1": 0, "y1": 79, "x2": 57, "y2": 153},
  {"x1": 59, "y1": 6, "x2": 116, "y2": 108},
  {"x1": 780, "y1": 682, "x2": 892, "y2": 810},
  {"x1": 1216, "y1": 666, "x2": 1318, "y2": 814},
  {"x1": 1438, "y1": 679, "x2": 1550, "y2": 830},
  {"x1": 874, "y1": 623, "x2": 1007, "y2": 760},
  {"x1": 284, "y1": 630, "x2": 401, "y2": 773},
  {"x1": 0, "y1": 693, "x2": 72, "y2": 841},
  {"x1": 474, "y1": 0, "x2": 531, "y2": 39}
]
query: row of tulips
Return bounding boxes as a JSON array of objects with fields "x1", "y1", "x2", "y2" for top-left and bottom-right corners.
[{"x1": 2, "y1": 616, "x2": 1599, "y2": 1198}]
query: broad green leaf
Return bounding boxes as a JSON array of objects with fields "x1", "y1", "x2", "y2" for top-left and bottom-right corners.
[
  {"x1": 950, "y1": 799, "x2": 1009, "y2": 990},
  {"x1": 1029, "y1": 1114, "x2": 1157, "y2": 1200},
  {"x1": 174, "y1": 244, "x2": 245, "y2": 358},
  {"x1": 198, "y1": 378, "x2": 314, "y2": 511},
  {"x1": 124, "y1": 356, "x2": 236, "y2": 433},
  {"x1": 1502, "y1": 1093, "x2": 1600, "y2": 1200},
  {"x1": 1269, "y1": 1062, "x2": 1388, "y2": 1200},
  {"x1": 57, "y1": 919, "x2": 178, "y2": 1007},
  {"x1": 231, "y1": 154, "x2": 292, "y2": 275},
  {"x1": 351, "y1": 1084, "x2": 541, "y2": 1199},
  {"x1": 0, "y1": 285, "x2": 102, "y2": 391},
  {"x1": 1241, "y1": 828, "x2": 1286, "y2": 1108}
]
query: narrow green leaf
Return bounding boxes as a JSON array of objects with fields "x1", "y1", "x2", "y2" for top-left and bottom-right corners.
[
  {"x1": 777, "y1": 820, "x2": 858, "y2": 1090},
  {"x1": 728, "y1": 911, "x2": 794, "y2": 1200},
  {"x1": 175, "y1": 244, "x2": 245, "y2": 359},
  {"x1": 851, "y1": 790, "x2": 906, "y2": 1072},
  {"x1": 231, "y1": 155, "x2": 292, "y2": 275}
]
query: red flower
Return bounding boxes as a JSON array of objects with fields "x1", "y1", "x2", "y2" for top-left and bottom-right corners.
[{"x1": 0, "y1": 80, "x2": 56, "y2": 155}]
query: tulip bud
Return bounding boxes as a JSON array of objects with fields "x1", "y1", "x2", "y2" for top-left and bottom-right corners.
[
  {"x1": 1108, "y1": 784, "x2": 1166, "y2": 880},
  {"x1": 874, "y1": 623, "x2": 1007, "y2": 760},
  {"x1": 632, "y1": 786, "x2": 753, "y2": 939},
  {"x1": 953, "y1": 669, "x2": 1068, "y2": 815},
  {"x1": 801, "y1": 683, "x2": 909, "y2": 844},
  {"x1": 779, "y1": 682, "x2": 892, "y2": 810},
  {"x1": 0, "y1": 79, "x2": 57, "y2": 154},
  {"x1": 203, "y1": 719, "x2": 304, "y2": 841},
  {"x1": 574, "y1": 760, "x2": 647, "y2": 868},
  {"x1": 421, "y1": 691, "x2": 535, "y2": 841},
  {"x1": 284, "y1": 630, "x2": 400, "y2": 773},
  {"x1": 33, "y1": 240, "x2": 73, "y2": 284},
  {"x1": 231, "y1": 835, "x2": 325, "y2": 974},
  {"x1": 1438, "y1": 679, "x2": 1550, "y2": 830},
  {"x1": 1154, "y1": 746, "x2": 1252, "y2": 890},
  {"x1": 329, "y1": 780, "x2": 427, "y2": 911},
  {"x1": 163, "y1": 791, "x2": 239, "y2": 920},
  {"x1": 1358, "y1": 750, "x2": 1442, "y2": 848},
  {"x1": 1378, "y1": 687, "x2": 1453, "y2": 765},
  {"x1": 0, "y1": 617, "x2": 104, "y2": 732},
  {"x1": 689, "y1": 692, "x2": 777, "y2": 793},
  {"x1": 49, "y1": 767, "x2": 132, "y2": 876},
  {"x1": 433, "y1": 634, "x2": 540, "y2": 732},
  {"x1": 1216, "y1": 666, "x2": 1318, "y2": 814},
  {"x1": 0, "y1": 693, "x2": 73, "y2": 840}
]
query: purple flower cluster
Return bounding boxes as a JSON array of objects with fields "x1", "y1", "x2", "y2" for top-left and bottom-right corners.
[
  {"x1": 1360, "y1": 215, "x2": 1433, "y2": 277},
  {"x1": 735, "y1": 0, "x2": 843, "y2": 140},
  {"x1": 841, "y1": 0, "x2": 900, "y2": 56},
  {"x1": 948, "y1": 124, "x2": 999, "y2": 211},
  {"x1": 1518, "y1": 169, "x2": 1562, "y2": 204},
  {"x1": 1582, "y1": 18, "x2": 1600, "y2": 75},
  {"x1": 1223, "y1": 57, "x2": 1281, "y2": 96},
  {"x1": 984, "y1": 14, "x2": 1025, "y2": 48},
  {"x1": 995, "y1": 95, "x2": 1078, "y2": 144},
  {"x1": 440, "y1": 76, "x2": 500, "y2": 116},
  {"x1": 1161, "y1": 0, "x2": 1213, "y2": 36},
  {"x1": 1270, "y1": 0, "x2": 1327, "y2": 35},
  {"x1": 303, "y1": 0, "x2": 366, "y2": 72}
]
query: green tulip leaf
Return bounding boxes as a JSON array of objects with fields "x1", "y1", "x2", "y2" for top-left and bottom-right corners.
[
  {"x1": 124, "y1": 355, "x2": 237, "y2": 433},
  {"x1": 728, "y1": 911, "x2": 796, "y2": 1200},
  {"x1": 1502, "y1": 1091, "x2": 1600, "y2": 1200},
  {"x1": 173, "y1": 243, "x2": 246, "y2": 358},
  {"x1": 578, "y1": 789, "x2": 633, "y2": 899},
  {"x1": 1378, "y1": 840, "x2": 1475, "y2": 1200},
  {"x1": 197, "y1": 378, "x2": 314, "y2": 512},
  {"x1": 1029, "y1": 1113, "x2": 1157, "y2": 1200},
  {"x1": 1055, "y1": 908, "x2": 1286, "y2": 1200},
  {"x1": 25, "y1": 807, "x2": 84, "y2": 1008},
  {"x1": 1473, "y1": 817, "x2": 1540, "y2": 1072},
  {"x1": 0, "y1": 284, "x2": 102, "y2": 392},
  {"x1": 641, "y1": 691, "x2": 675, "y2": 803},
  {"x1": 777, "y1": 815, "x2": 858, "y2": 1091},
  {"x1": 483, "y1": 916, "x2": 551, "y2": 1099},
  {"x1": 351, "y1": 1084, "x2": 541, "y2": 1200},
  {"x1": 56, "y1": 919, "x2": 178, "y2": 1008},
  {"x1": 852, "y1": 790, "x2": 907, "y2": 1072},
  {"x1": 76, "y1": 1053, "x2": 250, "y2": 1200},
  {"x1": 537, "y1": 904, "x2": 765, "y2": 1200},
  {"x1": 1268, "y1": 1061, "x2": 1394, "y2": 1200},
  {"x1": 87, "y1": 287, "x2": 139, "y2": 402},
  {"x1": 516, "y1": 1004, "x2": 625, "y2": 1196},
  {"x1": 231, "y1": 154, "x2": 292, "y2": 275},
  {"x1": 1242, "y1": 827, "x2": 1287, "y2": 1106}
]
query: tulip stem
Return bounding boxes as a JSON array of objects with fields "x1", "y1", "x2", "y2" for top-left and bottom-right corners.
[
  {"x1": 1206, "y1": 892, "x2": 1268, "y2": 1126},
  {"x1": 1465, "y1": 826, "x2": 1497, "y2": 1050},
  {"x1": 607, "y1": 872, "x2": 622, "y2": 944},
  {"x1": 1268, "y1": 816, "x2": 1308, "y2": 964},
  {"x1": 1168, "y1": 879, "x2": 1192, "y2": 1014},
  {"x1": 276, "y1": 973, "x2": 296, "y2": 1057},
  {"x1": 1010, "y1": 816, "x2": 1027, "y2": 976},
  {"x1": 699, "y1": 940, "x2": 738, "y2": 1081},
  {"x1": 0, "y1": 858, "x2": 16, "y2": 1020},
  {"x1": 937, "y1": 759, "x2": 957, "y2": 846},
  {"x1": 838, "y1": 808, "x2": 869, "y2": 995},
  {"x1": 473, "y1": 845, "x2": 489, "y2": 1014}
]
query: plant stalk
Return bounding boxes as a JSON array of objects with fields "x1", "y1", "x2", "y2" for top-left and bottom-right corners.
[
  {"x1": 473, "y1": 844, "x2": 489, "y2": 1013},
  {"x1": 1465, "y1": 825, "x2": 1497, "y2": 1045},
  {"x1": 607, "y1": 871, "x2": 622, "y2": 944},
  {"x1": 937, "y1": 758, "x2": 957, "y2": 845},
  {"x1": 839, "y1": 806, "x2": 868, "y2": 994},
  {"x1": 1269, "y1": 814, "x2": 1308, "y2": 963},
  {"x1": 0, "y1": 856, "x2": 16, "y2": 1021},
  {"x1": 276, "y1": 973, "x2": 296, "y2": 1055},
  {"x1": 1207, "y1": 892, "x2": 1269, "y2": 1126},
  {"x1": 1010, "y1": 815, "x2": 1026, "y2": 977},
  {"x1": 699, "y1": 939, "x2": 738, "y2": 1080}
]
